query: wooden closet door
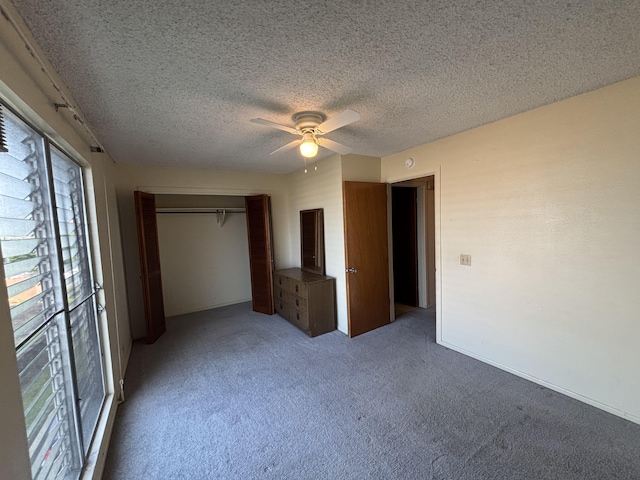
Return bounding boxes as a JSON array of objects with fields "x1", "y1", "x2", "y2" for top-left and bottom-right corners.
[
  {"x1": 245, "y1": 194, "x2": 275, "y2": 314},
  {"x1": 134, "y1": 191, "x2": 166, "y2": 343}
]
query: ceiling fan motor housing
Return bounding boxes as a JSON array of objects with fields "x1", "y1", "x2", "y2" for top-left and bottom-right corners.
[{"x1": 292, "y1": 111, "x2": 326, "y2": 131}]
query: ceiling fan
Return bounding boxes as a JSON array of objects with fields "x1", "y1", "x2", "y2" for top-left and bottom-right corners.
[{"x1": 250, "y1": 109, "x2": 360, "y2": 158}]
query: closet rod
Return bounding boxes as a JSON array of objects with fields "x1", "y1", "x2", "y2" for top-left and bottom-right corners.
[{"x1": 155, "y1": 207, "x2": 246, "y2": 214}]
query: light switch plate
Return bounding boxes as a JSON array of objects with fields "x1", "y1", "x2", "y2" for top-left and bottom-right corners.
[{"x1": 460, "y1": 254, "x2": 471, "y2": 266}]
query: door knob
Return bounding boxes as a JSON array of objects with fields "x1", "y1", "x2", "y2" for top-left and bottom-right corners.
[{"x1": 346, "y1": 267, "x2": 358, "y2": 273}]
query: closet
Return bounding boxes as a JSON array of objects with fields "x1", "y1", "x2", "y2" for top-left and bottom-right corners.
[{"x1": 153, "y1": 194, "x2": 252, "y2": 318}]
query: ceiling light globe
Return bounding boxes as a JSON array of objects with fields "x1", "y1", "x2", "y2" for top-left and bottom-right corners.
[{"x1": 300, "y1": 140, "x2": 318, "y2": 158}]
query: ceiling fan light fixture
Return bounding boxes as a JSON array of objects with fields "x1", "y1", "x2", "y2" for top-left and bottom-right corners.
[
  {"x1": 299, "y1": 133, "x2": 318, "y2": 158},
  {"x1": 252, "y1": 109, "x2": 359, "y2": 158}
]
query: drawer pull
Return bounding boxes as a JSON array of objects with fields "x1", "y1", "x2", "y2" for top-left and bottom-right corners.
[
  {"x1": 279, "y1": 278, "x2": 282, "y2": 285},
  {"x1": 295, "y1": 285, "x2": 299, "y2": 293},
  {"x1": 295, "y1": 298, "x2": 299, "y2": 306},
  {"x1": 279, "y1": 291, "x2": 283, "y2": 297},
  {"x1": 296, "y1": 313, "x2": 300, "y2": 320}
]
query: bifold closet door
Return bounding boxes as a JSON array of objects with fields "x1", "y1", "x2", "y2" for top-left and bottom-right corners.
[
  {"x1": 245, "y1": 194, "x2": 275, "y2": 314},
  {"x1": 134, "y1": 190, "x2": 167, "y2": 343}
]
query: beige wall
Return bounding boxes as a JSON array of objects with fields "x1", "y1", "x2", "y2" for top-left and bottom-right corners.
[
  {"x1": 157, "y1": 211, "x2": 252, "y2": 317},
  {"x1": 382, "y1": 76, "x2": 640, "y2": 423},
  {"x1": 341, "y1": 154, "x2": 382, "y2": 182},
  {"x1": 113, "y1": 163, "x2": 291, "y2": 338}
]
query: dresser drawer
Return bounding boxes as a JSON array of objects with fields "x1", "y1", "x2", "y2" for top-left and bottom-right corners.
[
  {"x1": 286, "y1": 292, "x2": 308, "y2": 311},
  {"x1": 274, "y1": 274, "x2": 288, "y2": 289},
  {"x1": 274, "y1": 286, "x2": 286, "y2": 302},
  {"x1": 275, "y1": 298, "x2": 289, "y2": 320},
  {"x1": 290, "y1": 280, "x2": 308, "y2": 298},
  {"x1": 289, "y1": 307, "x2": 309, "y2": 331},
  {"x1": 276, "y1": 273, "x2": 308, "y2": 298}
]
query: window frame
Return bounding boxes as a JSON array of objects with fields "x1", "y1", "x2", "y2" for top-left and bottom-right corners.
[{"x1": 0, "y1": 99, "x2": 106, "y2": 479}]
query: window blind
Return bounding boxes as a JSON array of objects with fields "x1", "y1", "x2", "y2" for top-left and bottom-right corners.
[
  {"x1": 1, "y1": 103, "x2": 104, "y2": 480},
  {"x1": 0, "y1": 105, "x2": 8, "y2": 152}
]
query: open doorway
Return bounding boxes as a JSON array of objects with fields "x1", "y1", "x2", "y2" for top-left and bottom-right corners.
[{"x1": 390, "y1": 176, "x2": 436, "y2": 333}]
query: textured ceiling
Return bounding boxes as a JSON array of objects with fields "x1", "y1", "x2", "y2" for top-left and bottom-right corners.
[{"x1": 9, "y1": 0, "x2": 640, "y2": 173}]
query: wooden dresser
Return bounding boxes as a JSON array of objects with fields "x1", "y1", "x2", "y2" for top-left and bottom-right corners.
[{"x1": 273, "y1": 268, "x2": 336, "y2": 337}]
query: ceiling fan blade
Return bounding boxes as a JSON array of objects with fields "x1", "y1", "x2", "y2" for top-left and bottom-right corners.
[
  {"x1": 270, "y1": 139, "x2": 301, "y2": 155},
  {"x1": 251, "y1": 118, "x2": 298, "y2": 134},
  {"x1": 317, "y1": 137, "x2": 352, "y2": 155},
  {"x1": 316, "y1": 109, "x2": 360, "y2": 134}
]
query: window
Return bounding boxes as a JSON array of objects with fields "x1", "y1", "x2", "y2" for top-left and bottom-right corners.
[{"x1": 0, "y1": 103, "x2": 105, "y2": 479}]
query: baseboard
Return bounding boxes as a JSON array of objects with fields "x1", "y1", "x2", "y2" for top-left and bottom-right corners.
[
  {"x1": 166, "y1": 298, "x2": 253, "y2": 318},
  {"x1": 121, "y1": 339, "x2": 132, "y2": 377},
  {"x1": 118, "y1": 339, "x2": 133, "y2": 402},
  {"x1": 438, "y1": 340, "x2": 640, "y2": 426}
]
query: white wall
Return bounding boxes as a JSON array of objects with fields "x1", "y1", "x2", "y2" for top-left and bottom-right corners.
[
  {"x1": 381, "y1": 76, "x2": 640, "y2": 423},
  {"x1": 113, "y1": 163, "x2": 292, "y2": 338},
  {"x1": 157, "y1": 212, "x2": 252, "y2": 317}
]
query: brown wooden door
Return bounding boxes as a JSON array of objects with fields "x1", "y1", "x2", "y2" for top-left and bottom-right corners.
[
  {"x1": 245, "y1": 194, "x2": 275, "y2": 314},
  {"x1": 343, "y1": 181, "x2": 390, "y2": 337},
  {"x1": 134, "y1": 191, "x2": 166, "y2": 343}
]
